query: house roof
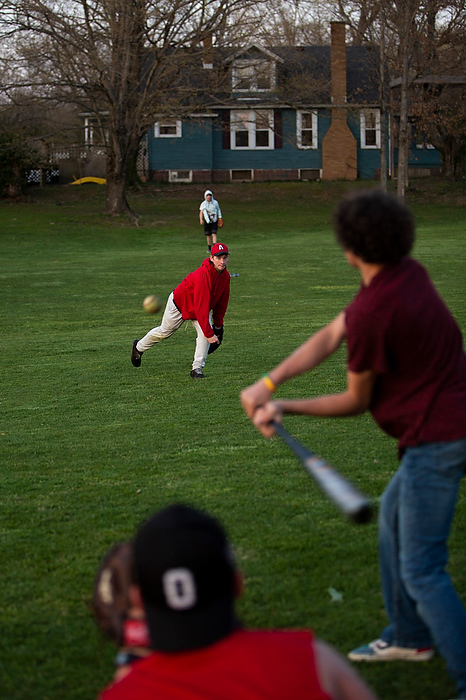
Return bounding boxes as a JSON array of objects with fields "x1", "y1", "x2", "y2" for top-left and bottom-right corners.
[
  {"x1": 210, "y1": 43, "x2": 381, "y2": 108},
  {"x1": 224, "y1": 43, "x2": 285, "y2": 65},
  {"x1": 390, "y1": 74, "x2": 466, "y2": 88},
  {"x1": 143, "y1": 41, "x2": 381, "y2": 114},
  {"x1": 272, "y1": 45, "x2": 380, "y2": 105}
]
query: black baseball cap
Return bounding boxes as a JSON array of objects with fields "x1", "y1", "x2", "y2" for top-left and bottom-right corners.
[{"x1": 134, "y1": 504, "x2": 237, "y2": 652}]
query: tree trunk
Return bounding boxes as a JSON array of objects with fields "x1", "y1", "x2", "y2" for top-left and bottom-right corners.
[
  {"x1": 104, "y1": 129, "x2": 139, "y2": 219},
  {"x1": 440, "y1": 139, "x2": 456, "y2": 180},
  {"x1": 397, "y1": 60, "x2": 409, "y2": 199},
  {"x1": 397, "y1": 0, "x2": 420, "y2": 199},
  {"x1": 5, "y1": 182, "x2": 23, "y2": 198},
  {"x1": 105, "y1": 176, "x2": 132, "y2": 216},
  {"x1": 379, "y1": 0, "x2": 387, "y2": 191},
  {"x1": 5, "y1": 163, "x2": 24, "y2": 199}
]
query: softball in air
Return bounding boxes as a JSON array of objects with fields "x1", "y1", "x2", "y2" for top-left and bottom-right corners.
[{"x1": 142, "y1": 294, "x2": 162, "y2": 314}]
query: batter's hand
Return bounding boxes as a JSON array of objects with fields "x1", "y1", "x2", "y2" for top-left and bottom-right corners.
[
  {"x1": 208, "y1": 334, "x2": 219, "y2": 344},
  {"x1": 252, "y1": 402, "x2": 283, "y2": 438},
  {"x1": 240, "y1": 379, "x2": 273, "y2": 419}
]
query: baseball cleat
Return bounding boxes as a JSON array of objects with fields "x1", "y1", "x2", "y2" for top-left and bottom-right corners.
[{"x1": 131, "y1": 339, "x2": 143, "y2": 367}]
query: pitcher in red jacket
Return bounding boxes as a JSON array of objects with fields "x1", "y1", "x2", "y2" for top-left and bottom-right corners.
[{"x1": 131, "y1": 243, "x2": 230, "y2": 379}]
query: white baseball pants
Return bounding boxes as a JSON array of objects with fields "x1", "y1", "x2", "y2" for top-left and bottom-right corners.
[{"x1": 136, "y1": 292, "x2": 210, "y2": 370}]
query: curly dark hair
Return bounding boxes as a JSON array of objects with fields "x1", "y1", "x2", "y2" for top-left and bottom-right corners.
[{"x1": 333, "y1": 189, "x2": 415, "y2": 264}]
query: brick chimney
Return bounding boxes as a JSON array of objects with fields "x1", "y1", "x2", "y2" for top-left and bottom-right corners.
[
  {"x1": 203, "y1": 35, "x2": 213, "y2": 70},
  {"x1": 321, "y1": 22, "x2": 357, "y2": 180}
]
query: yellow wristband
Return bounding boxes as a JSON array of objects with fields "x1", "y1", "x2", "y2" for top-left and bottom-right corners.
[{"x1": 262, "y1": 374, "x2": 276, "y2": 392}]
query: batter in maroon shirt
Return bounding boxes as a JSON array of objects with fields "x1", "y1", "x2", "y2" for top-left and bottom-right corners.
[{"x1": 241, "y1": 190, "x2": 466, "y2": 697}]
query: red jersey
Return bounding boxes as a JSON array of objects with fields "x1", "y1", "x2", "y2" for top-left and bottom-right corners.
[
  {"x1": 173, "y1": 258, "x2": 230, "y2": 339},
  {"x1": 100, "y1": 629, "x2": 331, "y2": 700},
  {"x1": 345, "y1": 257, "x2": 466, "y2": 451}
]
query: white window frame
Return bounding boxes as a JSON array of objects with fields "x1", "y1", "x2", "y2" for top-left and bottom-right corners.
[
  {"x1": 360, "y1": 109, "x2": 381, "y2": 149},
  {"x1": 154, "y1": 119, "x2": 182, "y2": 138},
  {"x1": 231, "y1": 59, "x2": 275, "y2": 92},
  {"x1": 84, "y1": 116, "x2": 109, "y2": 146},
  {"x1": 230, "y1": 169, "x2": 254, "y2": 181},
  {"x1": 297, "y1": 111, "x2": 318, "y2": 149},
  {"x1": 84, "y1": 117, "x2": 95, "y2": 146},
  {"x1": 230, "y1": 110, "x2": 274, "y2": 150},
  {"x1": 169, "y1": 170, "x2": 192, "y2": 183}
]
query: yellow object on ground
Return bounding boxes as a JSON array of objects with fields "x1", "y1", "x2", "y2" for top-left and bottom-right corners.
[{"x1": 70, "y1": 177, "x2": 106, "y2": 185}]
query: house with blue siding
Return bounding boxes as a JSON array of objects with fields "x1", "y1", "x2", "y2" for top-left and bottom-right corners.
[{"x1": 147, "y1": 22, "x2": 442, "y2": 184}]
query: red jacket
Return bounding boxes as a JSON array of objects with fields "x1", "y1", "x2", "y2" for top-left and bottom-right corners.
[{"x1": 173, "y1": 258, "x2": 230, "y2": 339}]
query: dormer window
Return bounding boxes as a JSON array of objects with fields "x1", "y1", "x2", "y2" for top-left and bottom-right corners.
[{"x1": 232, "y1": 59, "x2": 275, "y2": 91}]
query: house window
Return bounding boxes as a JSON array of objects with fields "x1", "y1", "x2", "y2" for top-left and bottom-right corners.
[
  {"x1": 297, "y1": 111, "x2": 318, "y2": 149},
  {"x1": 169, "y1": 170, "x2": 192, "y2": 183},
  {"x1": 231, "y1": 169, "x2": 253, "y2": 181},
  {"x1": 299, "y1": 168, "x2": 321, "y2": 181},
  {"x1": 360, "y1": 110, "x2": 380, "y2": 148},
  {"x1": 231, "y1": 110, "x2": 274, "y2": 149},
  {"x1": 415, "y1": 141, "x2": 436, "y2": 150},
  {"x1": 232, "y1": 60, "x2": 275, "y2": 91},
  {"x1": 84, "y1": 116, "x2": 109, "y2": 146},
  {"x1": 154, "y1": 120, "x2": 182, "y2": 138},
  {"x1": 412, "y1": 123, "x2": 435, "y2": 150}
]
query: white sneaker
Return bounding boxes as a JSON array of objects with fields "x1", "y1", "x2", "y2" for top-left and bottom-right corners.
[{"x1": 348, "y1": 638, "x2": 434, "y2": 662}]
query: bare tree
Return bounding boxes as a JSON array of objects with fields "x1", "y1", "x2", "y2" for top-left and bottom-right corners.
[
  {"x1": 379, "y1": 0, "x2": 388, "y2": 190},
  {"x1": 389, "y1": 0, "x2": 466, "y2": 193},
  {"x1": 409, "y1": 77, "x2": 466, "y2": 179},
  {"x1": 334, "y1": 0, "x2": 466, "y2": 197},
  {"x1": 255, "y1": 0, "x2": 331, "y2": 45},
  {"x1": 336, "y1": 0, "x2": 381, "y2": 44},
  {"x1": 0, "y1": 0, "x2": 261, "y2": 218},
  {"x1": 393, "y1": 0, "x2": 421, "y2": 197},
  {"x1": 408, "y1": 5, "x2": 466, "y2": 179}
]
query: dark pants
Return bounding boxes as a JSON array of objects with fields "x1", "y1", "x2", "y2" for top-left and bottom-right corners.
[{"x1": 204, "y1": 222, "x2": 218, "y2": 236}]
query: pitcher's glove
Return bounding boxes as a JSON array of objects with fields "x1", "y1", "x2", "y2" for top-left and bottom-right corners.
[
  {"x1": 91, "y1": 541, "x2": 135, "y2": 646},
  {"x1": 208, "y1": 325, "x2": 224, "y2": 354}
]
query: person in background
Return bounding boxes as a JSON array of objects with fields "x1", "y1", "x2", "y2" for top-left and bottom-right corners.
[
  {"x1": 199, "y1": 189, "x2": 223, "y2": 252},
  {"x1": 99, "y1": 503, "x2": 378, "y2": 700}
]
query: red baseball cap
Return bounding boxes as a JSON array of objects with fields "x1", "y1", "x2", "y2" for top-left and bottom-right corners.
[{"x1": 210, "y1": 243, "x2": 229, "y2": 256}]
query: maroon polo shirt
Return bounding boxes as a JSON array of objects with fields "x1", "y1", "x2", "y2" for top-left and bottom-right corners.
[{"x1": 345, "y1": 257, "x2": 466, "y2": 452}]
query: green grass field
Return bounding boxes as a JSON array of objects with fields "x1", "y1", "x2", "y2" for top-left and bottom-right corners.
[{"x1": 1, "y1": 180, "x2": 465, "y2": 699}]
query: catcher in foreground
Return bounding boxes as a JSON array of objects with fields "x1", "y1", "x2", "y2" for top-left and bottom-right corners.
[{"x1": 92, "y1": 541, "x2": 151, "y2": 682}]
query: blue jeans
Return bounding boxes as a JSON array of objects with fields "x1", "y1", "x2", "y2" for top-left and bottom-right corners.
[{"x1": 379, "y1": 438, "x2": 466, "y2": 697}]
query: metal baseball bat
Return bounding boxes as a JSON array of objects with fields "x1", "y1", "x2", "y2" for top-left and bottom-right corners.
[{"x1": 272, "y1": 421, "x2": 373, "y2": 524}]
